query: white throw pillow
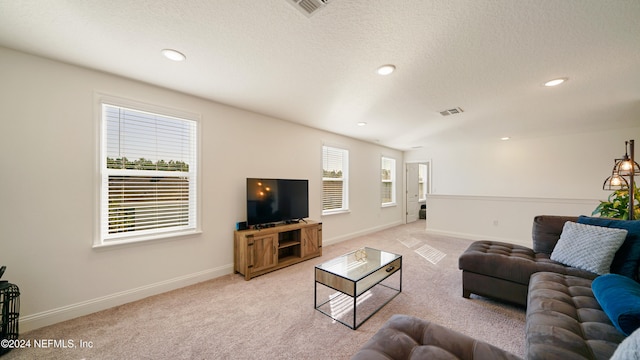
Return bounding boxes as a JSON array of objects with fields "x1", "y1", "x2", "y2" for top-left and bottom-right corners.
[
  {"x1": 611, "y1": 326, "x2": 640, "y2": 360},
  {"x1": 550, "y1": 221, "x2": 627, "y2": 275}
]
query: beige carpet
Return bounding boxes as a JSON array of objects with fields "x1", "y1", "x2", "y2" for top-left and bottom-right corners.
[{"x1": 5, "y1": 221, "x2": 525, "y2": 359}]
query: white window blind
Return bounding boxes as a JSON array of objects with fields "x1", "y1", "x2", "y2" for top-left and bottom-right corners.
[
  {"x1": 381, "y1": 156, "x2": 396, "y2": 206},
  {"x1": 100, "y1": 103, "x2": 198, "y2": 244},
  {"x1": 322, "y1": 146, "x2": 349, "y2": 214}
]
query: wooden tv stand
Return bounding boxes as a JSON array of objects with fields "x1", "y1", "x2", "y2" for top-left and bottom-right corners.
[{"x1": 234, "y1": 220, "x2": 322, "y2": 280}]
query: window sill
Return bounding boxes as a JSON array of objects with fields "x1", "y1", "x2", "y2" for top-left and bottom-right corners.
[
  {"x1": 381, "y1": 203, "x2": 397, "y2": 208},
  {"x1": 93, "y1": 229, "x2": 202, "y2": 249},
  {"x1": 322, "y1": 209, "x2": 351, "y2": 217}
]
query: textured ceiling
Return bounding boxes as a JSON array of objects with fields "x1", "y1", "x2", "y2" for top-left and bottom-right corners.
[{"x1": 1, "y1": 0, "x2": 639, "y2": 150}]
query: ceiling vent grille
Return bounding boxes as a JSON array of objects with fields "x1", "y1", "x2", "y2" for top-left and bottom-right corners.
[
  {"x1": 286, "y1": 0, "x2": 330, "y2": 17},
  {"x1": 440, "y1": 107, "x2": 464, "y2": 116}
]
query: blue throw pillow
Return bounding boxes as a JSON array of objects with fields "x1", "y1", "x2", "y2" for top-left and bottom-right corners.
[
  {"x1": 578, "y1": 216, "x2": 640, "y2": 280},
  {"x1": 592, "y1": 273, "x2": 640, "y2": 336}
]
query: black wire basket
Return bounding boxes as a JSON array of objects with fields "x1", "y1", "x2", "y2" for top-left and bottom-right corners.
[{"x1": 0, "y1": 282, "x2": 20, "y2": 356}]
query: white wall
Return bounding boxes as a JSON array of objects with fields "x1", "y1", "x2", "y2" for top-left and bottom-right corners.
[
  {"x1": 0, "y1": 47, "x2": 404, "y2": 331},
  {"x1": 406, "y1": 128, "x2": 640, "y2": 246}
]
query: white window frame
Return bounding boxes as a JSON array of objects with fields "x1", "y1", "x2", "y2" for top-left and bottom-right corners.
[
  {"x1": 381, "y1": 156, "x2": 396, "y2": 207},
  {"x1": 322, "y1": 145, "x2": 349, "y2": 215},
  {"x1": 95, "y1": 95, "x2": 201, "y2": 247}
]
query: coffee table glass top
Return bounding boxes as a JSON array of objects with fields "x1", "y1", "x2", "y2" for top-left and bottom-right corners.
[{"x1": 315, "y1": 247, "x2": 401, "y2": 281}]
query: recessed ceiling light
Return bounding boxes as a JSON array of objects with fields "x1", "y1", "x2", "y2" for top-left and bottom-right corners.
[
  {"x1": 376, "y1": 64, "x2": 396, "y2": 76},
  {"x1": 357, "y1": 122, "x2": 367, "y2": 127},
  {"x1": 500, "y1": 137, "x2": 511, "y2": 141},
  {"x1": 544, "y1": 78, "x2": 567, "y2": 87},
  {"x1": 161, "y1": 49, "x2": 186, "y2": 62}
]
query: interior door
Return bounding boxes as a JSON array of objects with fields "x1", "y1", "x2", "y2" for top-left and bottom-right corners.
[{"x1": 406, "y1": 163, "x2": 419, "y2": 223}]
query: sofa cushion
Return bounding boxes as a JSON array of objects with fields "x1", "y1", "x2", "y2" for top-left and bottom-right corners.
[
  {"x1": 550, "y1": 222, "x2": 627, "y2": 275},
  {"x1": 578, "y1": 215, "x2": 640, "y2": 280},
  {"x1": 592, "y1": 273, "x2": 640, "y2": 336},
  {"x1": 532, "y1": 215, "x2": 578, "y2": 255},
  {"x1": 526, "y1": 272, "x2": 625, "y2": 360},
  {"x1": 611, "y1": 327, "x2": 640, "y2": 360}
]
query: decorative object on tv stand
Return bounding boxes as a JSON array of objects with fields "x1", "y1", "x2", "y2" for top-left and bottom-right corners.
[{"x1": 597, "y1": 139, "x2": 640, "y2": 220}]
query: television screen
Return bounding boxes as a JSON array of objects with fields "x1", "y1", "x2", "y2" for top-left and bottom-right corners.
[{"x1": 246, "y1": 178, "x2": 309, "y2": 226}]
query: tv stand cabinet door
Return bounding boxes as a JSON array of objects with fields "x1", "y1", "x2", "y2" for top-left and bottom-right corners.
[
  {"x1": 301, "y1": 224, "x2": 321, "y2": 258},
  {"x1": 249, "y1": 233, "x2": 278, "y2": 274}
]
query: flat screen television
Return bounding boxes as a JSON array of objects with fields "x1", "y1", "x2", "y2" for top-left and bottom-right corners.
[{"x1": 246, "y1": 178, "x2": 309, "y2": 226}]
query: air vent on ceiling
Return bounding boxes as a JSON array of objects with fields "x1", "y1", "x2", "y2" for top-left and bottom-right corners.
[
  {"x1": 286, "y1": 0, "x2": 330, "y2": 17},
  {"x1": 439, "y1": 107, "x2": 464, "y2": 116}
]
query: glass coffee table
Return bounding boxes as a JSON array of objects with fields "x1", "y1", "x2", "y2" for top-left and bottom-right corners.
[{"x1": 314, "y1": 247, "x2": 402, "y2": 329}]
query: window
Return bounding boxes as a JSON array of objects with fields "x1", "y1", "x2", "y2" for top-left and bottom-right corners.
[
  {"x1": 381, "y1": 156, "x2": 396, "y2": 206},
  {"x1": 98, "y1": 101, "x2": 198, "y2": 246},
  {"x1": 419, "y1": 163, "x2": 428, "y2": 201},
  {"x1": 322, "y1": 145, "x2": 349, "y2": 214}
]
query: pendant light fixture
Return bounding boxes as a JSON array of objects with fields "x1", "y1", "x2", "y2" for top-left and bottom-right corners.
[{"x1": 602, "y1": 140, "x2": 639, "y2": 219}]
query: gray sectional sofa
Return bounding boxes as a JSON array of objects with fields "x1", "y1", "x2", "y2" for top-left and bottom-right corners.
[
  {"x1": 459, "y1": 215, "x2": 594, "y2": 306},
  {"x1": 352, "y1": 215, "x2": 640, "y2": 360}
]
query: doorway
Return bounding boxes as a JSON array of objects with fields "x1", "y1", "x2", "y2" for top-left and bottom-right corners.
[{"x1": 405, "y1": 161, "x2": 430, "y2": 224}]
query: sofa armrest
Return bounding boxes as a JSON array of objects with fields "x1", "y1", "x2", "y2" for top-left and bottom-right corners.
[{"x1": 531, "y1": 215, "x2": 577, "y2": 255}]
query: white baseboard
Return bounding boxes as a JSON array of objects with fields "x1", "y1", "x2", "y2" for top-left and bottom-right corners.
[
  {"x1": 19, "y1": 264, "x2": 233, "y2": 332},
  {"x1": 323, "y1": 220, "x2": 404, "y2": 246},
  {"x1": 20, "y1": 221, "x2": 404, "y2": 332}
]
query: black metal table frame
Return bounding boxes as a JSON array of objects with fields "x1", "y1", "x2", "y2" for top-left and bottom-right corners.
[{"x1": 314, "y1": 257, "x2": 402, "y2": 330}]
